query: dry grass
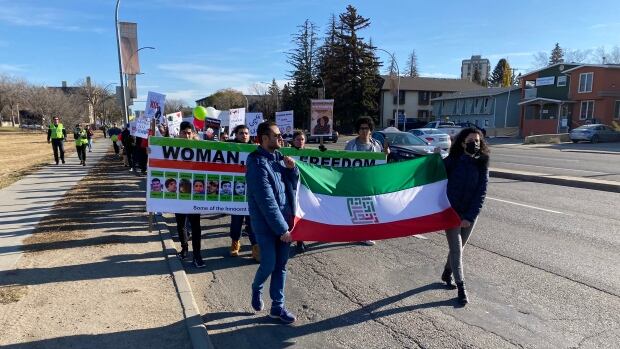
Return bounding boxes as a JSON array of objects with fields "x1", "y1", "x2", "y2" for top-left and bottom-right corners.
[
  {"x1": 0, "y1": 128, "x2": 101, "y2": 189},
  {"x1": 0, "y1": 285, "x2": 28, "y2": 304}
]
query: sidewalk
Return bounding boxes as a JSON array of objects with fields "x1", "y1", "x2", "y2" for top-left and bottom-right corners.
[{"x1": 0, "y1": 140, "x2": 191, "y2": 348}]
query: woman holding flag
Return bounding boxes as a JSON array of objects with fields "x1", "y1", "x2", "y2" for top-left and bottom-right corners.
[{"x1": 441, "y1": 127, "x2": 489, "y2": 305}]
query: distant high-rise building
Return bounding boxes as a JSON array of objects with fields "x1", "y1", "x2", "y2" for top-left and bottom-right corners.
[{"x1": 461, "y1": 55, "x2": 490, "y2": 82}]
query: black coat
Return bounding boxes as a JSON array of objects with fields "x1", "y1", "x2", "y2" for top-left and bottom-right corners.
[{"x1": 444, "y1": 154, "x2": 489, "y2": 222}]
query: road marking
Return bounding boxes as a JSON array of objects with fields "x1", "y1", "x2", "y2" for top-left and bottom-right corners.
[
  {"x1": 492, "y1": 161, "x2": 607, "y2": 175},
  {"x1": 494, "y1": 153, "x2": 579, "y2": 162},
  {"x1": 487, "y1": 197, "x2": 570, "y2": 215}
]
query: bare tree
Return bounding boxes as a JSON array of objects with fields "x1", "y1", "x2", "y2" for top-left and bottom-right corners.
[
  {"x1": 594, "y1": 45, "x2": 620, "y2": 64},
  {"x1": 27, "y1": 87, "x2": 83, "y2": 128},
  {"x1": 531, "y1": 52, "x2": 549, "y2": 68},
  {"x1": 76, "y1": 78, "x2": 105, "y2": 124},
  {"x1": 164, "y1": 98, "x2": 187, "y2": 114},
  {"x1": 404, "y1": 50, "x2": 419, "y2": 77},
  {"x1": 564, "y1": 49, "x2": 592, "y2": 63}
]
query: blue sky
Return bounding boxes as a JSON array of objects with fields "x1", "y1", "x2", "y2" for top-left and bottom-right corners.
[{"x1": 1, "y1": 0, "x2": 619, "y2": 111}]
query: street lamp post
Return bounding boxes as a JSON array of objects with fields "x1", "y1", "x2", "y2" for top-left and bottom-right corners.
[
  {"x1": 318, "y1": 76, "x2": 326, "y2": 99},
  {"x1": 115, "y1": 0, "x2": 128, "y2": 125},
  {"x1": 377, "y1": 49, "x2": 401, "y2": 130}
]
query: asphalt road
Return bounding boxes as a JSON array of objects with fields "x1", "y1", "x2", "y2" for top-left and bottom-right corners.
[{"x1": 170, "y1": 180, "x2": 620, "y2": 348}]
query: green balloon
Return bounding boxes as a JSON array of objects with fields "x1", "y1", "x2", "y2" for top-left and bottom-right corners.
[{"x1": 193, "y1": 106, "x2": 207, "y2": 120}]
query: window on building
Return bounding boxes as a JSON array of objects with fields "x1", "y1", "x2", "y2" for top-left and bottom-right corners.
[
  {"x1": 557, "y1": 75, "x2": 567, "y2": 87},
  {"x1": 578, "y1": 72, "x2": 593, "y2": 93},
  {"x1": 392, "y1": 90, "x2": 406, "y2": 105},
  {"x1": 484, "y1": 119, "x2": 489, "y2": 127},
  {"x1": 614, "y1": 100, "x2": 620, "y2": 119},
  {"x1": 392, "y1": 109, "x2": 405, "y2": 118},
  {"x1": 580, "y1": 100, "x2": 594, "y2": 120},
  {"x1": 418, "y1": 91, "x2": 430, "y2": 105}
]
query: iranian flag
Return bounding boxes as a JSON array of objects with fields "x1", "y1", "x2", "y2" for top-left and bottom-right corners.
[{"x1": 291, "y1": 154, "x2": 461, "y2": 242}]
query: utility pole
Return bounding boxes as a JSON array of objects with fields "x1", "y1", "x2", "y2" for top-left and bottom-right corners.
[{"x1": 115, "y1": 0, "x2": 128, "y2": 125}]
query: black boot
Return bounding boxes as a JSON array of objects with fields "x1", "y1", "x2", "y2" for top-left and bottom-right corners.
[
  {"x1": 456, "y1": 282, "x2": 469, "y2": 305},
  {"x1": 441, "y1": 268, "x2": 457, "y2": 289},
  {"x1": 178, "y1": 245, "x2": 189, "y2": 260},
  {"x1": 296, "y1": 241, "x2": 307, "y2": 254}
]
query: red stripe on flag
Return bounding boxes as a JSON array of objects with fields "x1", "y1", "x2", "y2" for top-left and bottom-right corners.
[
  {"x1": 291, "y1": 208, "x2": 460, "y2": 242},
  {"x1": 149, "y1": 159, "x2": 246, "y2": 173}
]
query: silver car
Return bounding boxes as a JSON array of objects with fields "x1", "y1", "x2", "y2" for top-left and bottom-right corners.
[
  {"x1": 569, "y1": 124, "x2": 620, "y2": 143},
  {"x1": 408, "y1": 128, "x2": 452, "y2": 150}
]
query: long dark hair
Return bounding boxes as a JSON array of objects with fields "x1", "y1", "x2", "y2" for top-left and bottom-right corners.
[{"x1": 448, "y1": 127, "x2": 489, "y2": 168}]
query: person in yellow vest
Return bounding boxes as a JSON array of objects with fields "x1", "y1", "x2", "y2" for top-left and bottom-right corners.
[
  {"x1": 47, "y1": 116, "x2": 67, "y2": 165},
  {"x1": 74, "y1": 124, "x2": 88, "y2": 166}
]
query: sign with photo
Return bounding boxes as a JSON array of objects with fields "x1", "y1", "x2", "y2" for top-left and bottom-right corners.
[
  {"x1": 144, "y1": 91, "x2": 166, "y2": 126},
  {"x1": 165, "y1": 112, "x2": 183, "y2": 137},
  {"x1": 310, "y1": 99, "x2": 334, "y2": 136},
  {"x1": 276, "y1": 111, "x2": 294, "y2": 138}
]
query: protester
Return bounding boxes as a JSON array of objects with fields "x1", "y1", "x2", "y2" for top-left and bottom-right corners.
[
  {"x1": 85, "y1": 125, "x2": 94, "y2": 152},
  {"x1": 344, "y1": 117, "x2": 389, "y2": 246},
  {"x1": 133, "y1": 135, "x2": 148, "y2": 175},
  {"x1": 219, "y1": 132, "x2": 229, "y2": 141},
  {"x1": 120, "y1": 124, "x2": 135, "y2": 171},
  {"x1": 174, "y1": 121, "x2": 205, "y2": 268},
  {"x1": 107, "y1": 123, "x2": 122, "y2": 158},
  {"x1": 102, "y1": 124, "x2": 108, "y2": 138},
  {"x1": 228, "y1": 125, "x2": 259, "y2": 261},
  {"x1": 73, "y1": 124, "x2": 88, "y2": 166},
  {"x1": 247, "y1": 121, "x2": 298, "y2": 324},
  {"x1": 47, "y1": 116, "x2": 67, "y2": 165},
  {"x1": 440, "y1": 127, "x2": 489, "y2": 305},
  {"x1": 290, "y1": 130, "x2": 309, "y2": 253}
]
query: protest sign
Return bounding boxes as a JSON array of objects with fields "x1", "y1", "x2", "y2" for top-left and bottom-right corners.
[
  {"x1": 146, "y1": 137, "x2": 386, "y2": 214},
  {"x1": 134, "y1": 118, "x2": 151, "y2": 138},
  {"x1": 165, "y1": 112, "x2": 183, "y2": 137},
  {"x1": 310, "y1": 99, "x2": 334, "y2": 136},
  {"x1": 245, "y1": 112, "x2": 263, "y2": 136},
  {"x1": 204, "y1": 117, "x2": 222, "y2": 140},
  {"x1": 276, "y1": 111, "x2": 294, "y2": 138},
  {"x1": 228, "y1": 108, "x2": 245, "y2": 136},
  {"x1": 129, "y1": 121, "x2": 137, "y2": 136},
  {"x1": 144, "y1": 91, "x2": 166, "y2": 126}
]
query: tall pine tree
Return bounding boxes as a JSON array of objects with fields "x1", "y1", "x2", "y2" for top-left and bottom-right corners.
[
  {"x1": 288, "y1": 19, "x2": 319, "y2": 129},
  {"x1": 405, "y1": 50, "x2": 419, "y2": 77},
  {"x1": 549, "y1": 43, "x2": 564, "y2": 65},
  {"x1": 489, "y1": 59, "x2": 507, "y2": 87}
]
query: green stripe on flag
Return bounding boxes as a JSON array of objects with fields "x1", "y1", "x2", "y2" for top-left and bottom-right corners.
[{"x1": 297, "y1": 154, "x2": 446, "y2": 197}]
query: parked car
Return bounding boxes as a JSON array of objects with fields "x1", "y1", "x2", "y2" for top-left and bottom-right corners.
[
  {"x1": 372, "y1": 130, "x2": 448, "y2": 162},
  {"x1": 408, "y1": 128, "x2": 452, "y2": 150},
  {"x1": 455, "y1": 122, "x2": 487, "y2": 137},
  {"x1": 569, "y1": 124, "x2": 620, "y2": 143},
  {"x1": 306, "y1": 130, "x2": 339, "y2": 143},
  {"x1": 423, "y1": 121, "x2": 463, "y2": 140}
]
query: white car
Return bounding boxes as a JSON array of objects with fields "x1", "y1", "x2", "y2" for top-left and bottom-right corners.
[{"x1": 408, "y1": 128, "x2": 452, "y2": 150}]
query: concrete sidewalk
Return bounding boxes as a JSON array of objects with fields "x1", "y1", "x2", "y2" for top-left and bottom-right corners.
[{"x1": 0, "y1": 140, "x2": 193, "y2": 348}]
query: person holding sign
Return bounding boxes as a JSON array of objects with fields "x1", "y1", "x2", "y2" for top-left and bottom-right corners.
[
  {"x1": 173, "y1": 121, "x2": 205, "y2": 268},
  {"x1": 228, "y1": 125, "x2": 259, "y2": 261},
  {"x1": 344, "y1": 117, "x2": 389, "y2": 246},
  {"x1": 247, "y1": 121, "x2": 299, "y2": 324}
]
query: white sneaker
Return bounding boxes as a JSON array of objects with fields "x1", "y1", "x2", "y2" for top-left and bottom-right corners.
[
  {"x1": 362, "y1": 240, "x2": 376, "y2": 246},
  {"x1": 129, "y1": 168, "x2": 134, "y2": 172}
]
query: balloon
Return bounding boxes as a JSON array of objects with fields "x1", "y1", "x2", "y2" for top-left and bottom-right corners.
[
  {"x1": 193, "y1": 106, "x2": 207, "y2": 121},
  {"x1": 206, "y1": 106, "x2": 221, "y2": 119}
]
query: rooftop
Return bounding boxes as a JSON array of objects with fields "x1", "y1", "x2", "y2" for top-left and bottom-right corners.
[
  {"x1": 380, "y1": 76, "x2": 481, "y2": 92},
  {"x1": 431, "y1": 87, "x2": 520, "y2": 101}
]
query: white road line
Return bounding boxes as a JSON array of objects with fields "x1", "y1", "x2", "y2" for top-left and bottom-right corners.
[
  {"x1": 494, "y1": 153, "x2": 580, "y2": 162},
  {"x1": 492, "y1": 161, "x2": 607, "y2": 175},
  {"x1": 487, "y1": 197, "x2": 570, "y2": 215}
]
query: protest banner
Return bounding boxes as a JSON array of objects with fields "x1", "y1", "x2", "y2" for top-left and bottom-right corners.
[
  {"x1": 228, "y1": 108, "x2": 245, "y2": 136},
  {"x1": 134, "y1": 117, "x2": 150, "y2": 138},
  {"x1": 129, "y1": 121, "x2": 137, "y2": 136},
  {"x1": 310, "y1": 99, "x2": 334, "y2": 136},
  {"x1": 165, "y1": 112, "x2": 183, "y2": 137},
  {"x1": 146, "y1": 137, "x2": 385, "y2": 214},
  {"x1": 245, "y1": 112, "x2": 263, "y2": 136},
  {"x1": 144, "y1": 91, "x2": 166, "y2": 126},
  {"x1": 276, "y1": 111, "x2": 294, "y2": 138}
]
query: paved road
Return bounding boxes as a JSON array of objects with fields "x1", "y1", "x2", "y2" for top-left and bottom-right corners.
[{"x1": 170, "y1": 180, "x2": 620, "y2": 348}]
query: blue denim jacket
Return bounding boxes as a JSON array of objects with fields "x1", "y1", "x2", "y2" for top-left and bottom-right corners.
[
  {"x1": 444, "y1": 154, "x2": 489, "y2": 222},
  {"x1": 246, "y1": 147, "x2": 299, "y2": 236}
]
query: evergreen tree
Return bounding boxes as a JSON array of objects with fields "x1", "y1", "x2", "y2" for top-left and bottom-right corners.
[
  {"x1": 489, "y1": 59, "x2": 507, "y2": 87},
  {"x1": 404, "y1": 50, "x2": 419, "y2": 77},
  {"x1": 268, "y1": 78, "x2": 280, "y2": 115},
  {"x1": 317, "y1": 14, "x2": 343, "y2": 102},
  {"x1": 287, "y1": 19, "x2": 319, "y2": 129},
  {"x1": 549, "y1": 43, "x2": 564, "y2": 65},
  {"x1": 280, "y1": 83, "x2": 293, "y2": 112}
]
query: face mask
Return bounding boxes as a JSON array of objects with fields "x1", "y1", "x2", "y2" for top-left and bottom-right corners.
[{"x1": 465, "y1": 141, "x2": 480, "y2": 155}]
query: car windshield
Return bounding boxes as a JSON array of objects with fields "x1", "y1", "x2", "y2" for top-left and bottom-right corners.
[
  {"x1": 384, "y1": 132, "x2": 428, "y2": 145},
  {"x1": 575, "y1": 125, "x2": 597, "y2": 130}
]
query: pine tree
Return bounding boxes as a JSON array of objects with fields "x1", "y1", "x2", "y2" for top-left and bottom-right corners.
[
  {"x1": 549, "y1": 43, "x2": 564, "y2": 65},
  {"x1": 287, "y1": 19, "x2": 319, "y2": 129},
  {"x1": 489, "y1": 59, "x2": 507, "y2": 87},
  {"x1": 404, "y1": 50, "x2": 419, "y2": 77},
  {"x1": 280, "y1": 83, "x2": 293, "y2": 112}
]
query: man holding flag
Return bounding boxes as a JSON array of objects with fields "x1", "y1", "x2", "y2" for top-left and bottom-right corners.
[{"x1": 246, "y1": 121, "x2": 298, "y2": 324}]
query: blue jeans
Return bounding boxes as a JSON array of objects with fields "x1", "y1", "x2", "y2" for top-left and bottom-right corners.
[{"x1": 251, "y1": 233, "x2": 290, "y2": 310}]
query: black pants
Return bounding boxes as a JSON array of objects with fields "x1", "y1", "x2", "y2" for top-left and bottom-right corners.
[
  {"x1": 133, "y1": 147, "x2": 147, "y2": 172},
  {"x1": 51, "y1": 139, "x2": 65, "y2": 164},
  {"x1": 175, "y1": 214, "x2": 202, "y2": 259},
  {"x1": 113, "y1": 141, "x2": 120, "y2": 155},
  {"x1": 230, "y1": 215, "x2": 256, "y2": 245},
  {"x1": 124, "y1": 144, "x2": 134, "y2": 168},
  {"x1": 76, "y1": 145, "x2": 87, "y2": 162}
]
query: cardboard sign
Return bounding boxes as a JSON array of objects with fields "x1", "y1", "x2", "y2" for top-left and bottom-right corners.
[
  {"x1": 245, "y1": 112, "x2": 264, "y2": 136},
  {"x1": 165, "y1": 112, "x2": 183, "y2": 137},
  {"x1": 276, "y1": 111, "x2": 294, "y2": 138},
  {"x1": 228, "y1": 108, "x2": 245, "y2": 136}
]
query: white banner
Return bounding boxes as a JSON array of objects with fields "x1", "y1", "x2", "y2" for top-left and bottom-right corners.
[
  {"x1": 134, "y1": 118, "x2": 150, "y2": 139},
  {"x1": 228, "y1": 108, "x2": 245, "y2": 136},
  {"x1": 276, "y1": 111, "x2": 294, "y2": 138},
  {"x1": 165, "y1": 112, "x2": 183, "y2": 137},
  {"x1": 145, "y1": 91, "x2": 166, "y2": 126},
  {"x1": 245, "y1": 112, "x2": 264, "y2": 136}
]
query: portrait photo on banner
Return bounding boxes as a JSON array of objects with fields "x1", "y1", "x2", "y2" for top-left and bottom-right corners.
[{"x1": 310, "y1": 100, "x2": 334, "y2": 136}]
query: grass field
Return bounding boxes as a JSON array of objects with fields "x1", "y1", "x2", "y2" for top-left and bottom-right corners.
[{"x1": 0, "y1": 128, "x2": 80, "y2": 189}]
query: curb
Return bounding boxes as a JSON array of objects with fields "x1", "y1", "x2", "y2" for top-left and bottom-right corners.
[
  {"x1": 153, "y1": 215, "x2": 215, "y2": 349},
  {"x1": 559, "y1": 149, "x2": 620, "y2": 156},
  {"x1": 489, "y1": 169, "x2": 620, "y2": 193}
]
